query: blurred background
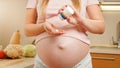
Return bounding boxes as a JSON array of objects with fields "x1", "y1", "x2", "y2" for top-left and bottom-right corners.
[{"x1": 0, "y1": 0, "x2": 120, "y2": 48}]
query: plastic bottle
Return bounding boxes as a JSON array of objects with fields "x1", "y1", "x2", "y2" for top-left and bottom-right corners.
[{"x1": 58, "y1": 6, "x2": 74, "y2": 20}]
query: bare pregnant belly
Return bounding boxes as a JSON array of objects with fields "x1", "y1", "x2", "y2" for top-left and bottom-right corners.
[{"x1": 36, "y1": 36, "x2": 89, "y2": 68}]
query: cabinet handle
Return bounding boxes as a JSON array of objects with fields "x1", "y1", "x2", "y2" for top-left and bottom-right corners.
[{"x1": 92, "y1": 57, "x2": 115, "y2": 61}]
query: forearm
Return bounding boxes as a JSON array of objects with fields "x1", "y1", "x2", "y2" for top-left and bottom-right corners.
[
  {"x1": 79, "y1": 17, "x2": 105, "y2": 34},
  {"x1": 24, "y1": 23, "x2": 45, "y2": 36}
]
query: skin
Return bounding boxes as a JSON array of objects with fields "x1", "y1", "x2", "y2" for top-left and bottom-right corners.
[{"x1": 25, "y1": 4, "x2": 105, "y2": 36}]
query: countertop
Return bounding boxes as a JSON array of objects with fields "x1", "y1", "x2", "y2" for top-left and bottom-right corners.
[
  {"x1": 90, "y1": 45, "x2": 120, "y2": 54},
  {"x1": 0, "y1": 57, "x2": 34, "y2": 68},
  {"x1": 0, "y1": 45, "x2": 120, "y2": 68}
]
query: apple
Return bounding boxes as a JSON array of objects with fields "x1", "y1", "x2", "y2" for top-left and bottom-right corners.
[
  {"x1": 0, "y1": 50, "x2": 5, "y2": 59},
  {"x1": 23, "y1": 44, "x2": 36, "y2": 57}
]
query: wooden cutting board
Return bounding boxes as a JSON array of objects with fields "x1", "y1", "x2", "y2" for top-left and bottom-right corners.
[{"x1": 0, "y1": 57, "x2": 34, "y2": 68}]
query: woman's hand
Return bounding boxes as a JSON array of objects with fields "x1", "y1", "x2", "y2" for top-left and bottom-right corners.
[
  {"x1": 58, "y1": 5, "x2": 105, "y2": 34},
  {"x1": 58, "y1": 5, "x2": 83, "y2": 25},
  {"x1": 43, "y1": 21, "x2": 65, "y2": 35}
]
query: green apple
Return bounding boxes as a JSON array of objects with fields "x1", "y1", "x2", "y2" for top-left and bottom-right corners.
[{"x1": 23, "y1": 44, "x2": 36, "y2": 57}]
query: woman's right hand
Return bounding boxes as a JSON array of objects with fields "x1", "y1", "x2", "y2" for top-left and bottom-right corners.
[{"x1": 43, "y1": 21, "x2": 65, "y2": 35}]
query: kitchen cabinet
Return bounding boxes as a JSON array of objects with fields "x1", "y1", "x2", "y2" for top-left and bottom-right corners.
[{"x1": 91, "y1": 53, "x2": 120, "y2": 68}]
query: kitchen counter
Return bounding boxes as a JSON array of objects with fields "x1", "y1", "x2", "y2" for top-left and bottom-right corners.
[
  {"x1": 90, "y1": 45, "x2": 120, "y2": 54},
  {"x1": 0, "y1": 45, "x2": 120, "y2": 68},
  {"x1": 0, "y1": 57, "x2": 34, "y2": 68}
]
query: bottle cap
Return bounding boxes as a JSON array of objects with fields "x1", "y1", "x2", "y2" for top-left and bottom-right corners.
[{"x1": 63, "y1": 6, "x2": 74, "y2": 17}]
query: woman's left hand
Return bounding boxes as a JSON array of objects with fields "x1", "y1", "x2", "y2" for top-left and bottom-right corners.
[
  {"x1": 66, "y1": 16, "x2": 78, "y2": 25},
  {"x1": 58, "y1": 5, "x2": 83, "y2": 25}
]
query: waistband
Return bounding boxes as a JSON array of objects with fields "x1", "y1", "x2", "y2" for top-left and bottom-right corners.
[{"x1": 34, "y1": 52, "x2": 91, "y2": 68}]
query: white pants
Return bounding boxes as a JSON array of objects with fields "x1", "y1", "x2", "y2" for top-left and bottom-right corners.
[{"x1": 34, "y1": 53, "x2": 92, "y2": 68}]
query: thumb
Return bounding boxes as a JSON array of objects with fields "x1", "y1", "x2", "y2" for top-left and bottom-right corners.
[
  {"x1": 69, "y1": 6, "x2": 80, "y2": 18},
  {"x1": 72, "y1": 10, "x2": 80, "y2": 18},
  {"x1": 66, "y1": 16, "x2": 71, "y2": 22}
]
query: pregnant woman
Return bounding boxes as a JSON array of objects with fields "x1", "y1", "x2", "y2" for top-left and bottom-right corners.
[{"x1": 24, "y1": 0, "x2": 105, "y2": 68}]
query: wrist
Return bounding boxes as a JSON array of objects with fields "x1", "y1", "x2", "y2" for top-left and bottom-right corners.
[
  {"x1": 43, "y1": 22, "x2": 48, "y2": 32},
  {"x1": 77, "y1": 16, "x2": 86, "y2": 25}
]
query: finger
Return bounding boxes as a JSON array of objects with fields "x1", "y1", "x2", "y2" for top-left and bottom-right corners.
[
  {"x1": 52, "y1": 29, "x2": 65, "y2": 34},
  {"x1": 62, "y1": 5, "x2": 67, "y2": 9},
  {"x1": 58, "y1": 9, "x2": 63, "y2": 14},
  {"x1": 56, "y1": 29, "x2": 65, "y2": 34},
  {"x1": 45, "y1": 23, "x2": 65, "y2": 35},
  {"x1": 66, "y1": 17, "x2": 77, "y2": 25},
  {"x1": 67, "y1": 5, "x2": 80, "y2": 18},
  {"x1": 58, "y1": 5, "x2": 68, "y2": 14},
  {"x1": 66, "y1": 16, "x2": 72, "y2": 23},
  {"x1": 72, "y1": 9, "x2": 80, "y2": 18},
  {"x1": 59, "y1": 5, "x2": 67, "y2": 12},
  {"x1": 44, "y1": 22, "x2": 57, "y2": 33},
  {"x1": 66, "y1": 16, "x2": 70, "y2": 20},
  {"x1": 45, "y1": 22, "x2": 52, "y2": 32},
  {"x1": 48, "y1": 30, "x2": 64, "y2": 35}
]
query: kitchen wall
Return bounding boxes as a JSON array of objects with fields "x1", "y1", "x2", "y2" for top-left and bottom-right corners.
[
  {"x1": 88, "y1": 11, "x2": 120, "y2": 45},
  {"x1": 0, "y1": 0, "x2": 35, "y2": 48},
  {"x1": 0, "y1": 0, "x2": 120, "y2": 48}
]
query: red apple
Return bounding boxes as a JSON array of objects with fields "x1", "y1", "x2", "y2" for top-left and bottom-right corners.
[{"x1": 0, "y1": 50, "x2": 5, "y2": 59}]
